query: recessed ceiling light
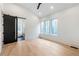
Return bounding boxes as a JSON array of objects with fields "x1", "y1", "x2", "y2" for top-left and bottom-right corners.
[
  {"x1": 50, "y1": 6, "x2": 54, "y2": 9},
  {"x1": 38, "y1": 12, "x2": 42, "y2": 15}
]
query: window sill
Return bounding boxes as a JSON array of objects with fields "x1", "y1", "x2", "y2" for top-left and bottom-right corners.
[{"x1": 40, "y1": 33, "x2": 57, "y2": 37}]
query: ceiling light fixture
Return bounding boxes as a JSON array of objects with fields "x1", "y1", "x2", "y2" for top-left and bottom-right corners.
[
  {"x1": 50, "y1": 6, "x2": 54, "y2": 9},
  {"x1": 38, "y1": 12, "x2": 42, "y2": 15}
]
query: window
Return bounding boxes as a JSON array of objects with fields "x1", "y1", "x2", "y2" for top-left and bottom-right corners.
[{"x1": 40, "y1": 17, "x2": 57, "y2": 35}]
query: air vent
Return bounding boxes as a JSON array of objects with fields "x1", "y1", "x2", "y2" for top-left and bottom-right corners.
[{"x1": 70, "y1": 46, "x2": 78, "y2": 49}]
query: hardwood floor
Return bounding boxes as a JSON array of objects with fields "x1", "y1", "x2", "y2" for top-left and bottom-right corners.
[{"x1": 0, "y1": 39, "x2": 79, "y2": 56}]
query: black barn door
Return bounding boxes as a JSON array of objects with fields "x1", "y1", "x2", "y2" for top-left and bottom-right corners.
[{"x1": 3, "y1": 14, "x2": 17, "y2": 44}]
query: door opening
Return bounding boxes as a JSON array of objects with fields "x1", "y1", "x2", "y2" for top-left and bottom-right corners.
[
  {"x1": 3, "y1": 14, "x2": 26, "y2": 44},
  {"x1": 17, "y1": 18, "x2": 25, "y2": 41}
]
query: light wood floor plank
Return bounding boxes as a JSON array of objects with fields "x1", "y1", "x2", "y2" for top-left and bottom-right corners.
[{"x1": 0, "y1": 39, "x2": 79, "y2": 56}]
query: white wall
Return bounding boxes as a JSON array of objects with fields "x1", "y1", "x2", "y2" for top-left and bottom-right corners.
[
  {"x1": 40, "y1": 5, "x2": 79, "y2": 48},
  {"x1": 27, "y1": 23, "x2": 40, "y2": 39},
  {"x1": 0, "y1": 3, "x2": 40, "y2": 53},
  {"x1": 0, "y1": 4, "x2": 3, "y2": 53}
]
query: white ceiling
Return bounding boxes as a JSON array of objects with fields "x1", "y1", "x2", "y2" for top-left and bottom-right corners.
[{"x1": 16, "y1": 3, "x2": 79, "y2": 18}]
